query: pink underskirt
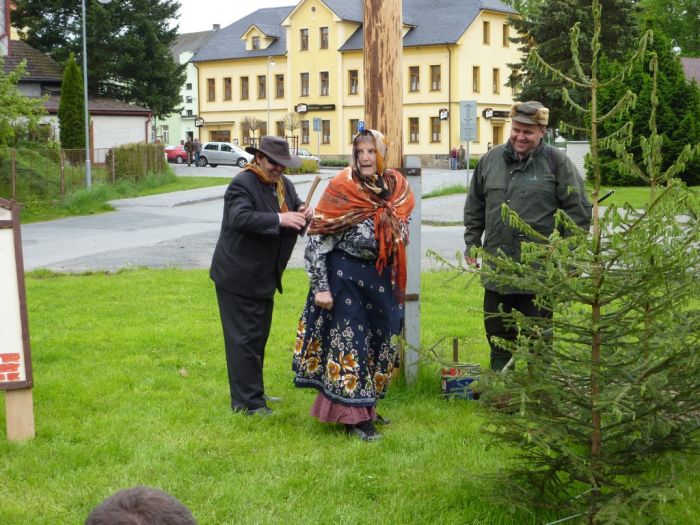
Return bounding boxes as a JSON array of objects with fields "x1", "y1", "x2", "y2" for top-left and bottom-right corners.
[{"x1": 310, "y1": 391, "x2": 377, "y2": 425}]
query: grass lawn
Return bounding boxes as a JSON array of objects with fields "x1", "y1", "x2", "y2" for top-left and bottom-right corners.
[
  {"x1": 20, "y1": 175, "x2": 233, "y2": 224},
  {"x1": 1, "y1": 269, "x2": 698, "y2": 524},
  {"x1": 423, "y1": 183, "x2": 699, "y2": 210}
]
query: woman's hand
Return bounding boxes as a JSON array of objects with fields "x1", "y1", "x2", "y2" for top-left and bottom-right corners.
[{"x1": 314, "y1": 290, "x2": 333, "y2": 310}]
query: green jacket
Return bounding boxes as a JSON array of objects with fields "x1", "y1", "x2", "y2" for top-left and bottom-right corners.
[{"x1": 463, "y1": 140, "x2": 592, "y2": 292}]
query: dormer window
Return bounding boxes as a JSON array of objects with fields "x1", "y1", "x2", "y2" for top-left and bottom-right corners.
[{"x1": 252, "y1": 36, "x2": 260, "y2": 50}]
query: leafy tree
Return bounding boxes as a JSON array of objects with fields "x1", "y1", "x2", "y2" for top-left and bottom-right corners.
[
  {"x1": 57, "y1": 53, "x2": 85, "y2": 152},
  {"x1": 597, "y1": 29, "x2": 700, "y2": 185},
  {"x1": 508, "y1": 0, "x2": 640, "y2": 138},
  {"x1": 0, "y1": 57, "x2": 46, "y2": 147},
  {"x1": 478, "y1": 1, "x2": 700, "y2": 522},
  {"x1": 12, "y1": 0, "x2": 186, "y2": 119},
  {"x1": 639, "y1": 0, "x2": 700, "y2": 57}
]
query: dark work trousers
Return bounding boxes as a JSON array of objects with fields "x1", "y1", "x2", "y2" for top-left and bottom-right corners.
[
  {"x1": 483, "y1": 289, "x2": 552, "y2": 371},
  {"x1": 215, "y1": 286, "x2": 274, "y2": 411}
]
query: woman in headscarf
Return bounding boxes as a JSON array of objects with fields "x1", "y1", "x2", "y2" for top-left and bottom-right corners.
[{"x1": 292, "y1": 129, "x2": 415, "y2": 441}]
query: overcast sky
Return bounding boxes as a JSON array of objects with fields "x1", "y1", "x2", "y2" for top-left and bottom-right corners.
[{"x1": 174, "y1": 0, "x2": 296, "y2": 34}]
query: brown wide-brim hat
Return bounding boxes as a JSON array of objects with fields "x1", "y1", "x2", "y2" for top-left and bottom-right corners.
[{"x1": 246, "y1": 136, "x2": 301, "y2": 169}]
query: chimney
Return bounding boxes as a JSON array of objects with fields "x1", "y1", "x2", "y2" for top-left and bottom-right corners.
[{"x1": 213, "y1": 24, "x2": 220, "y2": 31}]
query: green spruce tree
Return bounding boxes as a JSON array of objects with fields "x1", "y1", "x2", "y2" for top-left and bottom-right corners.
[
  {"x1": 478, "y1": 1, "x2": 700, "y2": 522},
  {"x1": 507, "y1": 0, "x2": 640, "y2": 138},
  {"x1": 597, "y1": 28, "x2": 700, "y2": 185},
  {"x1": 57, "y1": 53, "x2": 85, "y2": 156}
]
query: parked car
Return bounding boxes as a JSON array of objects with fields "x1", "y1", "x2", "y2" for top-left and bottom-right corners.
[
  {"x1": 199, "y1": 142, "x2": 253, "y2": 168},
  {"x1": 290, "y1": 147, "x2": 319, "y2": 162},
  {"x1": 164, "y1": 144, "x2": 187, "y2": 164}
]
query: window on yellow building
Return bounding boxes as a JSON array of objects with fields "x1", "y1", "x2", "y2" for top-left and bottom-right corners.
[
  {"x1": 502, "y1": 24, "x2": 509, "y2": 47},
  {"x1": 301, "y1": 120, "x2": 310, "y2": 144},
  {"x1": 322, "y1": 120, "x2": 330, "y2": 144},
  {"x1": 320, "y1": 71, "x2": 329, "y2": 96},
  {"x1": 348, "y1": 70, "x2": 358, "y2": 95},
  {"x1": 211, "y1": 131, "x2": 230, "y2": 142},
  {"x1": 492, "y1": 68, "x2": 500, "y2": 94},
  {"x1": 349, "y1": 119, "x2": 359, "y2": 140},
  {"x1": 276, "y1": 121, "x2": 285, "y2": 137},
  {"x1": 276, "y1": 74, "x2": 284, "y2": 98},
  {"x1": 207, "y1": 78, "x2": 215, "y2": 101},
  {"x1": 258, "y1": 75, "x2": 266, "y2": 99},
  {"x1": 320, "y1": 27, "x2": 329, "y2": 49},
  {"x1": 300, "y1": 28, "x2": 309, "y2": 51},
  {"x1": 472, "y1": 66, "x2": 480, "y2": 92},
  {"x1": 224, "y1": 77, "x2": 232, "y2": 101},
  {"x1": 241, "y1": 77, "x2": 249, "y2": 100},
  {"x1": 483, "y1": 21, "x2": 490, "y2": 45},
  {"x1": 409, "y1": 117, "x2": 419, "y2": 143},
  {"x1": 430, "y1": 117, "x2": 441, "y2": 142},
  {"x1": 259, "y1": 122, "x2": 268, "y2": 137},
  {"x1": 409, "y1": 66, "x2": 419, "y2": 92},
  {"x1": 300, "y1": 73, "x2": 309, "y2": 97},
  {"x1": 252, "y1": 36, "x2": 260, "y2": 50},
  {"x1": 430, "y1": 65, "x2": 441, "y2": 91}
]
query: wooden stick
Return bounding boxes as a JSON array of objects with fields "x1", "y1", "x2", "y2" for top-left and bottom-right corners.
[
  {"x1": 304, "y1": 175, "x2": 322, "y2": 208},
  {"x1": 300, "y1": 175, "x2": 322, "y2": 236}
]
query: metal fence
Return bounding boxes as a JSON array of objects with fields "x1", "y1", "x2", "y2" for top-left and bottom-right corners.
[{"x1": 0, "y1": 145, "x2": 167, "y2": 205}]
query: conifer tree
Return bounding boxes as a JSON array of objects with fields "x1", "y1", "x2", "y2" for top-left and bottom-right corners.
[
  {"x1": 507, "y1": 0, "x2": 639, "y2": 138},
  {"x1": 57, "y1": 53, "x2": 85, "y2": 154},
  {"x1": 477, "y1": 1, "x2": 700, "y2": 522}
]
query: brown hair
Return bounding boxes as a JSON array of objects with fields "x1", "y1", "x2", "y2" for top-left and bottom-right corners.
[{"x1": 85, "y1": 486, "x2": 197, "y2": 525}]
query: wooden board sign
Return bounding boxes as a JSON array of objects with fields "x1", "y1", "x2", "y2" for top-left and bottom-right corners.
[{"x1": 0, "y1": 198, "x2": 33, "y2": 391}]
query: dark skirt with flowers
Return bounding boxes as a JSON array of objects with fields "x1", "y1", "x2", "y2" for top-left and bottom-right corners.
[{"x1": 293, "y1": 250, "x2": 404, "y2": 407}]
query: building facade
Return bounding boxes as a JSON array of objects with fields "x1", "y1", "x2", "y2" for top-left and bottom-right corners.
[
  {"x1": 192, "y1": 0, "x2": 522, "y2": 164},
  {"x1": 158, "y1": 27, "x2": 219, "y2": 145}
]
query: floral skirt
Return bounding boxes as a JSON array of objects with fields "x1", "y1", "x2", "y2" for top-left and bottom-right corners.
[{"x1": 292, "y1": 251, "x2": 404, "y2": 407}]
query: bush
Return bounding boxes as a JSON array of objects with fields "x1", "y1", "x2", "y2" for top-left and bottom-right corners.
[
  {"x1": 106, "y1": 143, "x2": 166, "y2": 183},
  {"x1": 285, "y1": 158, "x2": 319, "y2": 174},
  {"x1": 320, "y1": 158, "x2": 348, "y2": 167}
]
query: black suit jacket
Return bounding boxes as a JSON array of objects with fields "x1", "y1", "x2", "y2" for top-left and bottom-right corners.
[{"x1": 210, "y1": 169, "x2": 304, "y2": 299}]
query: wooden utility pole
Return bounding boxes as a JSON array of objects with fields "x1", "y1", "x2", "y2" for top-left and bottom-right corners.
[
  {"x1": 363, "y1": 0, "x2": 421, "y2": 383},
  {"x1": 363, "y1": 0, "x2": 402, "y2": 166}
]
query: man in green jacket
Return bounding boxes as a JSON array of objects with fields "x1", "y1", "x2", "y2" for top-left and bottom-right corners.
[{"x1": 463, "y1": 101, "x2": 592, "y2": 371}]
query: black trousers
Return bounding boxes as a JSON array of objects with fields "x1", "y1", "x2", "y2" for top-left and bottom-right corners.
[
  {"x1": 215, "y1": 286, "x2": 274, "y2": 411},
  {"x1": 483, "y1": 289, "x2": 552, "y2": 371}
]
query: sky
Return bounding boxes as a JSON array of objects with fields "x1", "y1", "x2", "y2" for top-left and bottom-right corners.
[{"x1": 174, "y1": 0, "x2": 296, "y2": 34}]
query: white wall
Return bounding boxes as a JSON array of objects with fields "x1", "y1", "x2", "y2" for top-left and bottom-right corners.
[
  {"x1": 93, "y1": 115, "x2": 150, "y2": 150},
  {"x1": 566, "y1": 141, "x2": 590, "y2": 179}
]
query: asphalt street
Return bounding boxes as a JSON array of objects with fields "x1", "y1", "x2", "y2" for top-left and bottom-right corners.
[{"x1": 20, "y1": 164, "x2": 472, "y2": 273}]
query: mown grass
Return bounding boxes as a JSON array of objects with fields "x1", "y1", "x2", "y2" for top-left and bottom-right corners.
[
  {"x1": 1, "y1": 268, "x2": 698, "y2": 524},
  {"x1": 20, "y1": 174, "x2": 232, "y2": 224},
  {"x1": 423, "y1": 182, "x2": 699, "y2": 209}
]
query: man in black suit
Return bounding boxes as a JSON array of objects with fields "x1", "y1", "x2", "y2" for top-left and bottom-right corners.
[{"x1": 210, "y1": 136, "x2": 312, "y2": 416}]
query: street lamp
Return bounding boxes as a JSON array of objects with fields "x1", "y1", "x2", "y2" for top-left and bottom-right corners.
[
  {"x1": 81, "y1": 0, "x2": 112, "y2": 188},
  {"x1": 267, "y1": 56, "x2": 276, "y2": 136}
]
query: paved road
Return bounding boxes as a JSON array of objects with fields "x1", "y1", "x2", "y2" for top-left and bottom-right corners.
[{"x1": 20, "y1": 165, "x2": 471, "y2": 273}]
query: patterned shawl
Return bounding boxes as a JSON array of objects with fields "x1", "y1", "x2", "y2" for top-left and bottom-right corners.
[{"x1": 309, "y1": 167, "x2": 415, "y2": 297}]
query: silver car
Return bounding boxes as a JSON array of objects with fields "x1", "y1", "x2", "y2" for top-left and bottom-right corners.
[
  {"x1": 199, "y1": 142, "x2": 253, "y2": 168},
  {"x1": 291, "y1": 147, "x2": 319, "y2": 162}
]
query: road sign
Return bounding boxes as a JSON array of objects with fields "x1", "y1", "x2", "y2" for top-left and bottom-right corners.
[
  {"x1": 460, "y1": 100, "x2": 477, "y2": 142},
  {"x1": 358, "y1": 120, "x2": 365, "y2": 132},
  {"x1": 313, "y1": 118, "x2": 321, "y2": 132}
]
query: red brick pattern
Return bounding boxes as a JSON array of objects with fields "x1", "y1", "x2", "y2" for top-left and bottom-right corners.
[{"x1": 0, "y1": 352, "x2": 23, "y2": 383}]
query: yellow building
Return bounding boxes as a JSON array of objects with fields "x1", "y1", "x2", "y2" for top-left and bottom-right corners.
[{"x1": 191, "y1": 0, "x2": 522, "y2": 165}]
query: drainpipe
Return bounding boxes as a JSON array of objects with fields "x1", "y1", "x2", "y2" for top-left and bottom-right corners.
[{"x1": 447, "y1": 45, "x2": 452, "y2": 153}]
